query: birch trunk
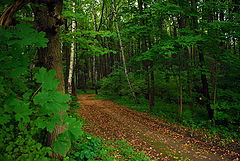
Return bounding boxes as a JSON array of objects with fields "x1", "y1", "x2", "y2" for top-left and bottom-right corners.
[
  {"x1": 112, "y1": 1, "x2": 139, "y2": 104},
  {"x1": 93, "y1": 7, "x2": 98, "y2": 94},
  {"x1": 67, "y1": 2, "x2": 76, "y2": 96}
]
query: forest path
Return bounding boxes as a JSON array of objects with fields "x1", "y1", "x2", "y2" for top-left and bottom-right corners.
[{"x1": 77, "y1": 94, "x2": 231, "y2": 161}]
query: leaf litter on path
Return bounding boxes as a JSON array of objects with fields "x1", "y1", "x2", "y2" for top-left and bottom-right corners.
[{"x1": 77, "y1": 94, "x2": 239, "y2": 161}]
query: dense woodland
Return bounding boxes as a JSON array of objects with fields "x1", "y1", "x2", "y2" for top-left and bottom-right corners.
[{"x1": 0, "y1": 0, "x2": 239, "y2": 160}]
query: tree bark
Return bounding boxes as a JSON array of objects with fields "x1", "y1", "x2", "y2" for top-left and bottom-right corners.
[
  {"x1": 1, "y1": 0, "x2": 66, "y2": 158},
  {"x1": 199, "y1": 52, "x2": 213, "y2": 120},
  {"x1": 112, "y1": 0, "x2": 139, "y2": 104},
  {"x1": 149, "y1": 67, "x2": 155, "y2": 109},
  {"x1": 93, "y1": 6, "x2": 99, "y2": 94},
  {"x1": 178, "y1": 50, "x2": 183, "y2": 116},
  {"x1": 200, "y1": 0, "x2": 214, "y2": 120},
  {"x1": 93, "y1": 55, "x2": 98, "y2": 94},
  {"x1": 67, "y1": 2, "x2": 76, "y2": 96},
  {"x1": 137, "y1": 0, "x2": 155, "y2": 109},
  {"x1": 187, "y1": 47, "x2": 193, "y2": 108},
  {"x1": 32, "y1": 0, "x2": 66, "y2": 158},
  {"x1": 176, "y1": 8, "x2": 187, "y2": 116},
  {"x1": 0, "y1": 0, "x2": 30, "y2": 26}
]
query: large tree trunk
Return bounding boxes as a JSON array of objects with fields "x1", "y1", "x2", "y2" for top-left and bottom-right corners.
[
  {"x1": 32, "y1": 1, "x2": 65, "y2": 92},
  {"x1": 32, "y1": 0, "x2": 66, "y2": 158},
  {"x1": 0, "y1": 0, "x2": 66, "y2": 158}
]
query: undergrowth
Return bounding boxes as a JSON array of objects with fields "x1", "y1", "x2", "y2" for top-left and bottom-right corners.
[{"x1": 77, "y1": 89, "x2": 96, "y2": 95}]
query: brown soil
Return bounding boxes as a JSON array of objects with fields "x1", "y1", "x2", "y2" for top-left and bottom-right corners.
[{"x1": 77, "y1": 94, "x2": 239, "y2": 161}]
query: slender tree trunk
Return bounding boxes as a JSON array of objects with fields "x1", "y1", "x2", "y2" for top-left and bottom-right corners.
[
  {"x1": 138, "y1": 0, "x2": 155, "y2": 108},
  {"x1": 178, "y1": 51, "x2": 183, "y2": 116},
  {"x1": 63, "y1": 19, "x2": 71, "y2": 90},
  {"x1": 138, "y1": 0, "x2": 148, "y2": 100},
  {"x1": 187, "y1": 47, "x2": 193, "y2": 107},
  {"x1": 72, "y1": 45, "x2": 78, "y2": 96},
  {"x1": 67, "y1": 2, "x2": 76, "y2": 96},
  {"x1": 92, "y1": 0, "x2": 105, "y2": 94},
  {"x1": 148, "y1": 40, "x2": 155, "y2": 109},
  {"x1": 190, "y1": 0, "x2": 214, "y2": 120},
  {"x1": 149, "y1": 66, "x2": 155, "y2": 109},
  {"x1": 177, "y1": 9, "x2": 187, "y2": 116},
  {"x1": 200, "y1": 0, "x2": 214, "y2": 120},
  {"x1": 93, "y1": 7, "x2": 99, "y2": 94},
  {"x1": 199, "y1": 53, "x2": 213, "y2": 120},
  {"x1": 112, "y1": 1, "x2": 139, "y2": 104},
  {"x1": 93, "y1": 55, "x2": 98, "y2": 94}
]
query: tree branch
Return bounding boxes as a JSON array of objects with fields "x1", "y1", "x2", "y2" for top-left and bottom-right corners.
[{"x1": 0, "y1": 0, "x2": 30, "y2": 26}]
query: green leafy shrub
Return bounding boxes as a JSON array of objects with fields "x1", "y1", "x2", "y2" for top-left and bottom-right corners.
[
  {"x1": 67, "y1": 134, "x2": 101, "y2": 160},
  {"x1": 0, "y1": 22, "x2": 84, "y2": 159},
  {"x1": 67, "y1": 137, "x2": 151, "y2": 161},
  {"x1": 109, "y1": 140, "x2": 151, "y2": 161},
  {"x1": 99, "y1": 67, "x2": 146, "y2": 98}
]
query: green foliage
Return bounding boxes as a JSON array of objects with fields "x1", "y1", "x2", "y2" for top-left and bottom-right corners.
[
  {"x1": 67, "y1": 134, "x2": 101, "y2": 160},
  {"x1": 0, "y1": 0, "x2": 13, "y2": 12},
  {"x1": 104, "y1": 140, "x2": 151, "y2": 161},
  {"x1": 154, "y1": 73, "x2": 179, "y2": 103},
  {"x1": 67, "y1": 134, "x2": 151, "y2": 161},
  {"x1": 99, "y1": 67, "x2": 146, "y2": 98},
  {"x1": 33, "y1": 68, "x2": 84, "y2": 156},
  {"x1": 61, "y1": 30, "x2": 116, "y2": 56},
  {"x1": 99, "y1": 67, "x2": 125, "y2": 96},
  {"x1": 0, "y1": 127, "x2": 52, "y2": 161},
  {"x1": 0, "y1": 22, "x2": 84, "y2": 159},
  {"x1": 0, "y1": 22, "x2": 47, "y2": 79},
  {"x1": 0, "y1": 22, "x2": 52, "y2": 160},
  {"x1": 2, "y1": 0, "x2": 240, "y2": 159}
]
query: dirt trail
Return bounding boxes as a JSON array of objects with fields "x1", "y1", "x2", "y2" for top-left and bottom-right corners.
[{"x1": 77, "y1": 94, "x2": 237, "y2": 161}]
